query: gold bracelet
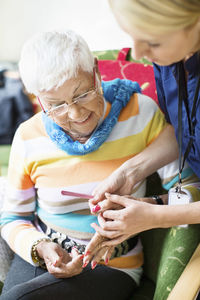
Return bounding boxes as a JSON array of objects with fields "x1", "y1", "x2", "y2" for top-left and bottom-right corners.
[{"x1": 31, "y1": 238, "x2": 51, "y2": 269}]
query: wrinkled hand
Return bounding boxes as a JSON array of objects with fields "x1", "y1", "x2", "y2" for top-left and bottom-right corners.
[
  {"x1": 89, "y1": 194, "x2": 137, "y2": 215},
  {"x1": 87, "y1": 195, "x2": 144, "y2": 263},
  {"x1": 83, "y1": 232, "x2": 114, "y2": 269},
  {"x1": 89, "y1": 196, "x2": 123, "y2": 215},
  {"x1": 36, "y1": 241, "x2": 83, "y2": 278},
  {"x1": 90, "y1": 193, "x2": 159, "y2": 246}
]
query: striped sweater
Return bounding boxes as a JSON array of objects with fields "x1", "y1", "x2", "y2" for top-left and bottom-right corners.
[{"x1": 1, "y1": 80, "x2": 198, "y2": 284}]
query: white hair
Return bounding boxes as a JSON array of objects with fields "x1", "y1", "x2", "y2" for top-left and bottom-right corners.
[{"x1": 19, "y1": 30, "x2": 94, "y2": 95}]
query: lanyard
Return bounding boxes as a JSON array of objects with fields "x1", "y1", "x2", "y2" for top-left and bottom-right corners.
[{"x1": 177, "y1": 57, "x2": 200, "y2": 193}]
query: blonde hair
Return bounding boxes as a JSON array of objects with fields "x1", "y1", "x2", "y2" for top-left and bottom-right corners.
[
  {"x1": 19, "y1": 30, "x2": 94, "y2": 96},
  {"x1": 109, "y1": 0, "x2": 200, "y2": 34}
]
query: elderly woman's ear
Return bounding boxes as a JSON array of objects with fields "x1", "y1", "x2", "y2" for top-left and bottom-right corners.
[{"x1": 94, "y1": 57, "x2": 102, "y2": 82}]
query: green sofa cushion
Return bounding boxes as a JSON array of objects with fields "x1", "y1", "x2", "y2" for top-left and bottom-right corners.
[
  {"x1": 93, "y1": 49, "x2": 152, "y2": 65},
  {"x1": 0, "y1": 281, "x2": 3, "y2": 295},
  {"x1": 0, "y1": 145, "x2": 11, "y2": 176},
  {"x1": 153, "y1": 224, "x2": 200, "y2": 300}
]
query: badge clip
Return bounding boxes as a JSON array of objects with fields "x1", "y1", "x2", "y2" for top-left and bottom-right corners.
[
  {"x1": 175, "y1": 184, "x2": 182, "y2": 198},
  {"x1": 175, "y1": 172, "x2": 182, "y2": 198}
]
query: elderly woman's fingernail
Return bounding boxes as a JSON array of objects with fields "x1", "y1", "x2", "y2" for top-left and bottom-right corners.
[
  {"x1": 105, "y1": 258, "x2": 109, "y2": 265},
  {"x1": 82, "y1": 261, "x2": 88, "y2": 268},
  {"x1": 79, "y1": 254, "x2": 84, "y2": 260},
  {"x1": 85, "y1": 250, "x2": 91, "y2": 256},
  {"x1": 53, "y1": 259, "x2": 58, "y2": 266},
  {"x1": 91, "y1": 261, "x2": 97, "y2": 269},
  {"x1": 92, "y1": 204, "x2": 101, "y2": 213}
]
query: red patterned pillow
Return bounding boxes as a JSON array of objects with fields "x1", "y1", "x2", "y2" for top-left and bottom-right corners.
[{"x1": 98, "y1": 48, "x2": 157, "y2": 103}]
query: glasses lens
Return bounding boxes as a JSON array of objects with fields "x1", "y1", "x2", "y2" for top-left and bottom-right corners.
[
  {"x1": 48, "y1": 103, "x2": 68, "y2": 117},
  {"x1": 75, "y1": 90, "x2": 97, "y2": 104},
  {"x1": 47, "y1": 89, "x2": 101, "y2": 117}
]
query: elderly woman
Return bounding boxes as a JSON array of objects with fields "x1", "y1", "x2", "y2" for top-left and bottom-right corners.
[{"x1": 0, "y1": 30, "x2": 193, "y2": 300}]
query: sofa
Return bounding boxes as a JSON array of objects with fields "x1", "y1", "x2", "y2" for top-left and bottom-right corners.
[{"x1": 0, "y1": 49, "x2": 200, "y2": 299}]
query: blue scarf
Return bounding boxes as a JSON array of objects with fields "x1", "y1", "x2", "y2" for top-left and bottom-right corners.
[{"x1": 42, "y1": 79, "x2": 141, "y2": 155}]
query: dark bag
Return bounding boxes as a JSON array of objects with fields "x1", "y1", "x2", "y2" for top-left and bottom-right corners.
[{"x1": 0, "y1": 70, "x2": 34, "y2": 144}]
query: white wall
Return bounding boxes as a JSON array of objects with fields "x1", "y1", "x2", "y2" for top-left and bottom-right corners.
[{"x1": 0, "y1": 0, "x2": 132, "y2": 62}]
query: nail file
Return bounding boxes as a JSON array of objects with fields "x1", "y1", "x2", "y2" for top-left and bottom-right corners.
[{"x1": 61, "y1": 190, "x2": 93, "y2": 199}]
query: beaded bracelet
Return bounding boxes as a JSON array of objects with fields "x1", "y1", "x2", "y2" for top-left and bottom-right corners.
[
  {"x1": 152, "y1": 195, "x2": 164, "y2": 205},
  {"x1": 31, "y1": 238, "x2": 51, "y2": 269}
]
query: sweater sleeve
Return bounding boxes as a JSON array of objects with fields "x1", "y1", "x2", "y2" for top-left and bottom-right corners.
[{"x1": 1, "y1": 126, "x2": 49, "y2": 265}]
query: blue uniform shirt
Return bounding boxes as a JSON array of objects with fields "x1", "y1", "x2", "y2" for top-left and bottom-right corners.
[{"x1": 153, "y1": 53, "x2": 200, "y2": 178}]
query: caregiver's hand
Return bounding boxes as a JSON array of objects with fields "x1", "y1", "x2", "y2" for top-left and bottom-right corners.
[
  {"x1": 36, "y1": 241, "x2": 83, "y2": 278},
  {"x1": 90, "y1": 193, "x2": 160, "y2": 245},
  {"x1": 90, "y1": 125, "x2": 178, "y2": 211},
  {"x1": 91, "y1": 163, "x2": 138, "y2": 206}
]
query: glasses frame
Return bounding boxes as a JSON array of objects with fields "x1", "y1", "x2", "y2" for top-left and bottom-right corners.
[{"x1": 37, "y1": 63, "x2": 99, "y2": 115}]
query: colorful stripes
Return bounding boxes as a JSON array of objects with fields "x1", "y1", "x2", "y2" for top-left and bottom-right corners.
[{"x1": 1, "y1": 87, "x2": 195, "y2": 285}]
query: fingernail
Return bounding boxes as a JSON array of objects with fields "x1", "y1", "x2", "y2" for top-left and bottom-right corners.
[
  {"x1": 92, "y1": 204, "x2": 101, "y2": 213},
  {"x1": 53, "y1": 259, "x2": 58, "y2": 266},
  {"x1": 85, "y1": 250, "x2": 91, "y2": 256},
  {"x1": 105, "y1": 258, "x2": 109, "y2": 265},
  {"x1": 91, "y1": 261, "x2": 97, "y2": 269},
  {"x1": 80, "y1": 254, "x2": 84, "y2": 260},
  {"x1": 82, "y1": 262, "x2": 88, "y2": 268}
]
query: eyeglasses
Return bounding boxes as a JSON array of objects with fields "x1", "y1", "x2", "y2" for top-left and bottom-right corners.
[{"x1": 37, "y1": 66, "x2": 103, "y2": 117}]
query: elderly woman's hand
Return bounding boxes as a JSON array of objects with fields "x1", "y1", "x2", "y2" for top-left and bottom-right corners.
[
  {"x1": 87, "y1": 195, "x2": 144, "y2": 266},
  {"x1": 36, "y1": 241, "x2": 84, "y2": 278},
  {"x1": 83, "y1": 232, "x2": 115, "y2": 269},
  {"x1": 89, "y1": 196, "x2": 123, "y2": 214}
]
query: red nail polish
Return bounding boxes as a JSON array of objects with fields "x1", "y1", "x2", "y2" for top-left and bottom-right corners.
[
  {"x1": 91, "y1": 261, "x2": 97, "y2": 269},
  {"x1": 105, "y1": 258, "x2": 109, "y2": 264},
  {"x1": 53, "y1": 260, "x2": 58, "y2": 266},
  {"x1": 80, "y1": 255, "x2": 84, "y2": 260},
  {"x1": 82, "y1": 262, "x2": 88, "y2": 268},
  {"x1": 85, "y1": 250, "x2": 91, "y2": 256},
  {"x1": 92, "y1": 204, "x2": 101, "y2": 213}
]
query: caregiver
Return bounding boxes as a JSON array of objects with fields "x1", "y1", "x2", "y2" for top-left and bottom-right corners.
[{"x1": 88, "y1": 0, "x2": 200, "y2": 246}]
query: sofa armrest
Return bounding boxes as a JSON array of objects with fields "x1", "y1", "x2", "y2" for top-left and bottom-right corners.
[{"x1": 167, "y1": 243, "x2": 200, "y2": 300}]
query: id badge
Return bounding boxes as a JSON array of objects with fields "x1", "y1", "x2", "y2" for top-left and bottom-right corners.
[{"x1": 168, "y1": 187, "x2": 192, "y2": 228}]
